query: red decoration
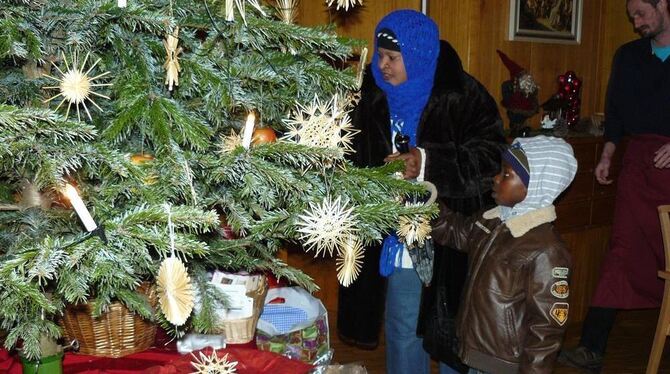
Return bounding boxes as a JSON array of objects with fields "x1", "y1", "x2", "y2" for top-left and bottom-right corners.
[
  {"x1": 552, "y1": 70, "x2": 583, "y2": 128},
  {"x1": 252, "y1": 127, "x2": 277, "y2": 145}
]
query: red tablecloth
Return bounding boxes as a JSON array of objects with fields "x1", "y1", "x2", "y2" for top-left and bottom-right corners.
[{"x1": 0, "y1": 346, "x2": 313, "y2": 374}]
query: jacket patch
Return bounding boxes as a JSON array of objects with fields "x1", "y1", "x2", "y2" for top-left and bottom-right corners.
[
  {"x1": 550, "y1": 302, "x2": 569, "y2": 326},
  {"x1": 551, "y1": 280, "x2": 570, "y2": 299},
  {"x1": 552, "y1": 267, "x2": 569, "y2": 279},
  {"x1": 475, "y1": 221, "x2": 491, "y2": 234}
]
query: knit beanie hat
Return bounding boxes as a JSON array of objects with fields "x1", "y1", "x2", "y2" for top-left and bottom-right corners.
[
  {"x1": 372, "y1": 9, "x2": 439, "y2": 83},
  {"x1": 377, "y1": 28, "x2": 400, "y2": 52},
  {"x1": 499, "y1": 136, "x2": 578, "y2": 221},
  {"x1": 502, "y1": 143, "x2": 530, "y2": 187}
]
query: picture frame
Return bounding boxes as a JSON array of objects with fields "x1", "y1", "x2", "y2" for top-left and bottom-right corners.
[{"x1": 508, "y1": 0, "x2": 583, "y2": 44}]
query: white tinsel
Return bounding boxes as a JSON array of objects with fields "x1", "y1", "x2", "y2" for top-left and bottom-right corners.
[
  {"x1": 296, "y1": 196, "x2": 358, "y2": 257},
  {"x1": 282, "y1": 94, "x2": 360, "y2": 155}
]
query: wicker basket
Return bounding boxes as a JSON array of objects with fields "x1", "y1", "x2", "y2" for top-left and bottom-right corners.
[
  {"x1": 60, "y1": 285, "x2": 157, "y2": 358},
  {"x1": 212, "y1": 276, "x2": 268, "y2": 344}
]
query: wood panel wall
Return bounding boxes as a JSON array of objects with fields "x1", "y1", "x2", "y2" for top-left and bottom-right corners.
[{"x1": 298, "y1": 0, "x2": 639, "y2": 129}]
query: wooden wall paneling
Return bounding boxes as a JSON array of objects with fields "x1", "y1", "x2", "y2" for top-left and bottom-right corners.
[
  {"x1": 297, "y1": 0, "x2": 421, "y2": 63},
  {"x1": 429, "y1": 1, "x2": 474, "y2": 69}
]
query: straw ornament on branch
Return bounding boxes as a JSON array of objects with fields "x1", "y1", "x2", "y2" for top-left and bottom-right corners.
[
  {"x1": 336, "y1": 235, "x2": 364, "y2": 287},
  {"x1": 163, "y1": 27, "x2": 182, "y2": 92},
  {"x1": 274, "y1": 0, "x2": 299, "y2": 24},
  {"x1": 191, "y1": 351, "x2": 238, "y2": 374},
  {"x1": 43, "y1": 51, "x2": 112, "y2": 121},
  {"x1": 397, "y1": 213, "x2": 431, "y2": 248},
  {"x1": 282, "y1": 94, "x2": 359, "y2": 155},
  {"x1": 156, "y1": 205, "x2": 195, "y2": 326},
  {"x1": 296, "y1": 196, "x2": 358, "y2": 257},
  {"x1": 326, "y1": 0, "x2": 362, "y2": 11},
  {"x1": 225, "y1": 0, "x2": 266, "y2": 23}
]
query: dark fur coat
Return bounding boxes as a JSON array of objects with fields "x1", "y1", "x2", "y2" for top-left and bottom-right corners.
[{"x1": 337, "y1": 40, "x2": 505, "y2": 369}]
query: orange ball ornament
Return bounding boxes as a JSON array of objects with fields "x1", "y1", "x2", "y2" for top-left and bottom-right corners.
[
  {"x1": 130, "y1": 153, "x2": 155, "y2": 165},
  {"x1": 252, "y1": 127, "x2": 277, "y2": 145}
]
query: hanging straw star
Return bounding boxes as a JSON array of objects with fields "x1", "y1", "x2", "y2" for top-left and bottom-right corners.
[
  {"x1": 336, "y1": 235, "x2": 364, "y2": 287},
  {"x1": 282, "y1": 94, "x2": 360, "y2": 155},
  {"x1": 397, "y1": 213, "x2": 432, "y2": 248},
  {"x1": 191, "y1": 350, "x2": 238, "y2": 374},
  {"x1": 156, "y1": 204, "x2": 195, "y2": 326},
  {"x1": 296, "y1": 196, "x2": 358, "y2": 257},
  {"x1": 163, "y1": 27, "x2": 182, "y2": 91},
  {"x1": 274, "y1": 0, "x2": 299, "y2": 24},
  {"x1": 225, "y1": 0, "x2": 266, "y2": 24},
  {"x1": 43, "y1": 50, "x2": 112, "y2": 121},
  {"x1": 326, "y1": 0, "x2": 362, "y2": 11}
]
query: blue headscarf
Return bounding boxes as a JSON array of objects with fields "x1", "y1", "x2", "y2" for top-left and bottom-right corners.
[
  {"x1": 375, "y1": 10, "x2": 440, "y2": 276},
  {"x1": 371, "y1": 9, "x2": 440, "y2": 147}
]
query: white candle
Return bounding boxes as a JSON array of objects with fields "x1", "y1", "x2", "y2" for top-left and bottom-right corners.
[
  {"x1": 64, "y1": 184, "x2": 98, "y2": 232},
  {"x1": 242, "y1": 112, "x2": 255, "y2": 149},
  {"x1": 118, "y1": 0, "x2": 127, "y2": 7}
]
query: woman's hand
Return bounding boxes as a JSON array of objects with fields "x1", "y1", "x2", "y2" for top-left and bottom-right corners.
[{"x1": 384, "y1": 147, "x2": 422, "y2": 179}]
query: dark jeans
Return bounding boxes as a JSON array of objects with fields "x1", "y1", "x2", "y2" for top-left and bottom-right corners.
[{"x1": 579, "y1": 306, "x2": 618, "y2": 356}]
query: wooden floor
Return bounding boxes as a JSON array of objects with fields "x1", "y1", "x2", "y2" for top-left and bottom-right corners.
[{"x1": 329, "y1": 309, "x2": 670, "y2": 373}]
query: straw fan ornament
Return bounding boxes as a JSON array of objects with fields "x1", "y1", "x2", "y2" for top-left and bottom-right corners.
[
  {"x1": 43, "y1": 51, "x2": 112, "y2": 121},
  {"x1": 274, "y1": 0, "x2": 299, "y2": 24},
  {"x1": 336, "y1": 235, "x2": 364, "y2": 287},
  {"x1": 156, "y1": 204, "x2": 195, "y2": 326}
]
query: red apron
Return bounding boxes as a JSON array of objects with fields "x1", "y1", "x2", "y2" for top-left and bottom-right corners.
[{"x1": 592, "y1": 134, "x2": 670, "y2": 309}]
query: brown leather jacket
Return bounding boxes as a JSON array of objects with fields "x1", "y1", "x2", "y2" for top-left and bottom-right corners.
[{"x1": 432, "y1": 204, "x2": 571, "y2": 374}]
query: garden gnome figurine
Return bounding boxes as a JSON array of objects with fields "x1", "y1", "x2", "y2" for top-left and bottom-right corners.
[{"x1": 497, "y1": 50, "x2": 539, "y2": 136}]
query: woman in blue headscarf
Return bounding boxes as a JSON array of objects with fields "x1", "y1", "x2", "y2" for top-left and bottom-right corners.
[{"x1": 336, "y1": 9, "x2": 506, "y2": 374}]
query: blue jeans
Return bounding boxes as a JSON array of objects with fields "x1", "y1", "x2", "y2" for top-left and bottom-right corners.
[
  {"x1": 468, "y1": 369, "x2": 489, "y2": 374},
  {"x1": 385, "y1": 268, "x2": 429, "y2": 374}
]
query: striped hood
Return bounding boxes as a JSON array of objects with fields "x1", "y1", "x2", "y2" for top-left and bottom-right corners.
[{"x1": 499, "y1": 135, "x2": 578, "y2": 222}]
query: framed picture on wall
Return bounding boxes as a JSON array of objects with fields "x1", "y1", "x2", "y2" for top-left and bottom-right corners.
[{"x1": 508, "y1": 0, "x2": 583, "y2": 44}]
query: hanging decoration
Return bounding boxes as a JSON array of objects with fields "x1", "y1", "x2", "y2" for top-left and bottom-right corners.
[
  {"x1": 274, "y1": 0, "x2": 299, "y2": 24},
  {"x1": 156, "y1": 204, "x2": 195, "y2": 326},
  {"x1": 282, "y1": 94, "x2": 360, "y2": 155},
  {"x1": 397, "y1": 211, "x2": 431, "y2": 248},
  {"x1": 326, "y1": 0, "x2": 362, "y2": 11},
  {"x1": 296, "y1": 196, "x2": 358, "y2": 257},
  {"x1": 218, "y1": 130, "x2": 243, "y2": 154},
  {"x1": 336, "y1": 235, "x2": 364, "y2": 287},
  {"x1": 163, "y1": 27, "x2": 182, "y2": 92},
  {"x1": 191, "y1": 350, "x2": 238, "y2": 374},
  {"x1": 225, "y1": 0, "x2": 266, "y2": 24},
  {"x1": 43, "y1": 51, "x2": 112, "y2": 121}
]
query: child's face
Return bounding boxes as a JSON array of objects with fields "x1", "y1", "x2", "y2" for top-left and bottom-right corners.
[{"x1": 492, "y1": 160, "x2": 528, "y2": 207}]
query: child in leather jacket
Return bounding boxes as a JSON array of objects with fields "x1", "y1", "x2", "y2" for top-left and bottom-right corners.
[{"x1": 432, "y1": 136, "x2": 577, "y2": 374}]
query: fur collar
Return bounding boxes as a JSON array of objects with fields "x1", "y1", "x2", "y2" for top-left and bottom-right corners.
[{"x1": 482, "y1": 205, "x2": 557, "y2": 238}]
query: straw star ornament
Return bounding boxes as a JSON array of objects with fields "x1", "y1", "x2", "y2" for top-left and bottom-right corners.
[
  {"x1": 43, "y1": 51, "x2": 112, "y2": 121},
  {"x1": 282, "y1": 94, "x2": 359, "y2": 155},
  {"x1": 296, "y1": 196, "x2": 358, "y2": 257},
  {"x1": 397, "y1": 213, "x2": 432, "y2": 248},
  {"x1": 326, "y1": 0, "x2": 362, "y2": 11},
  {"x1": 191, "y1": 351, "x2": 238, "y2": 374},
  {"x1": 225, "y1": 0, "x2": 266, "y2": 23}
]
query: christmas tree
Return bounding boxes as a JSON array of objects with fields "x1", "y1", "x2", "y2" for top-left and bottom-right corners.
[{"x1": 0, "y1": 0, "x2": 435, "y2": 360}]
